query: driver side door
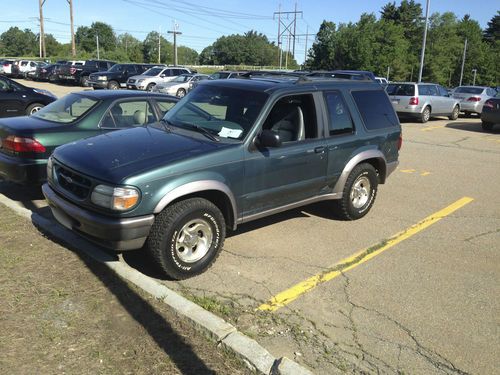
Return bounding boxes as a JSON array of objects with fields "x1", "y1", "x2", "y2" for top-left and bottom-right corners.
[{"x1": 0, "y1": 77, "x2": 24, "y2": 117}]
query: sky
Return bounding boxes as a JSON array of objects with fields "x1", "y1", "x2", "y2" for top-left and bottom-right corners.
[{"x1": 1, "y1": 0, "x2": 498, "y2": 63}]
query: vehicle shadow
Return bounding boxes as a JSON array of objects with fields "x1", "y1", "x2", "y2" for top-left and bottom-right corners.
[
  {"x1": 445, "y1": 121, "x2": 499, "y2": 134},
  {"x1": 122, "y1": 201, "x2": 337, "y2": 279},
  {"x1": 0, "y1": 180, "x2": 52, "y2": 217},
  {"x1": 32, "y1": 216, "x2": 218, "y2": 375}
]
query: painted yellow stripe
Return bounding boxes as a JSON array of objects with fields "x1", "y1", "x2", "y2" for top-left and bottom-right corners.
[{"x1": 258, "y1": 197, "x2": 474, "y2": 312}]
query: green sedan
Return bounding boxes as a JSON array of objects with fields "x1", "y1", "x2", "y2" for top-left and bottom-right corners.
[{"x1": 0, "y1": 90, "x2": 178, "y2": 184}]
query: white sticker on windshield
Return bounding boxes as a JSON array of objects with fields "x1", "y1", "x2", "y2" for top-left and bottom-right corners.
[{"x1": 218, "y1": 127, "x2": 243, "y2": 138}]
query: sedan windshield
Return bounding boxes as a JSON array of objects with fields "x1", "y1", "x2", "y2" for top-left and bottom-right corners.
[
  {"x1": 32, "y1": 93, "x2": 99, "y2": 124},
  {"x1": 171, "y1": 75, "x2": 194, "y2": 83},
  {"x1": 164, "y1": 85, "x2": 268, "y2": 141}
]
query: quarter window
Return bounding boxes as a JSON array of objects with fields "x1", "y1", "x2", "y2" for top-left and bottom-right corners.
[
  {"x1": 351, "y1": 90, "x2": 399, "y2": 130},
  {"x1": 324, "y1": 91, "x2": 354, "y2": 136}
]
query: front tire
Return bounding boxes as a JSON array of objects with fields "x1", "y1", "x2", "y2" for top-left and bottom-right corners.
[
  {"x1": 448, "y1": 105, "x2": 459, "y2": 120},
  {"x1": 148, "y1": 198, "x2": 226, "y2": 280},
  {"x1": 80, "y1": 75, "x2": 90, "y2": 87},
  {"x1": 420, "y1": 106, "x2": 431, "y2": 123},
  {"x1": 176, "y1": 88, "x2": 186, "y2": 97},
  {"x1": 108, "y1": 80, "x2": 120, "y2": 90},
  {"x1": 481, "y1": 121, "x2": 493, "y2": 131},
  {"x1": 333, "y1": 163, "x2": 378, "y2": 220},
  {"x1": 146, "y1": 83, "x2": 155, "y2": 92},
  {"x1": 26, "y1": 103, "x2": 44, "y2": 115}
]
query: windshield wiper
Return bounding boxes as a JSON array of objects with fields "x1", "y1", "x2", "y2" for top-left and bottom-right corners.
[
  {"x1": 159, "y1": 118, "x2": 174, "y2": 132},
  {"x1": 182, "y1": 123, "x2": 219, "y2": 142}
]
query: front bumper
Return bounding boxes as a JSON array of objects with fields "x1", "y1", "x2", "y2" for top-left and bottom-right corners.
[
  {"x1": 42, "y1": 183, "x2": 155, "y2": 251},
  {"x1": 0, "y1": 153, "x2": 47, "y2": 184},
  {"x1": 89, "y1": 80, "x2": 108, "y2": 89}
]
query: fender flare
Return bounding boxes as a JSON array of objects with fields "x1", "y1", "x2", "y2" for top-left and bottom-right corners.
[
  {"x1": 332, "y1": 149, "x2": 387, "y2": 195},
  {"x1": 153, "y1": 180, "x2": 238, "y2": 228}
]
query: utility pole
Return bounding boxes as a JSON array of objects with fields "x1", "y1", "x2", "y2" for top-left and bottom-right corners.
[
  {"x1": 459, "y1": 38, "x2": 467, "y2": 86},
  {"x1": 417, "y1": 0, "x2": 430, "y2": 83},
  {"x1": 158, "y1": 26, "x2": 161, "y2": 64},
  {"x1": 273, "y1": 5, "x2": 302, "y2": 69},
  {"x1": 168, "y1": 22, "x2": 182, "y2": 66},
  {"x1": 96, "y1": 34, "x2": 100, "y2": 59},
  {"x1": 39, "y1": 0, "x2": 46, "y2": 58},
  {"x1": 67, "y1": 0, "x2": 76, "y2": 57},
  {"x1": 296, "y1": 28, "x2": 314, "y2": 68},
  {"x1": 472, "y1": 68, "x2": 477, "y2": 85}
]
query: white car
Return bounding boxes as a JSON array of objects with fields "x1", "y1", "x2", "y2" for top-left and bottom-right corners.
[
  {"x1": 127, "y1": 66, "x2": 191, "y2": 91},
  {"x1": 153, "y1": 74, "x2": 209, "y2": 97}
]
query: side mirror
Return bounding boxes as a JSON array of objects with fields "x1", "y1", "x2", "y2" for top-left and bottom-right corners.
[
  {"x1": 160, "y1": 74, "x2": 166, "y2": 78},
  {"x1": 256, "y1": 129, "x2": 281, "y2": 148}
]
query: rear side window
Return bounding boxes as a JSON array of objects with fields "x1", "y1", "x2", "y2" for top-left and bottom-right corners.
[
  {"x1": 418, "y1": 85, "x2": 437, "y2": 96},
  {"x1": 324, "y1": 91, "x2": 354, "y2": 135},
  {"x1": 352, "y1": 90, "x2": 399, "y2": 130},
  {"x1": 386, "y1": 84, "x2": 415, "y2": 96}
]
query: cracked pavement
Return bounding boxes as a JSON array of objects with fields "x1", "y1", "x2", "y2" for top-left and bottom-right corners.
[{"x1": 1, "y1": 81, "x2": 498, "y2": 375}]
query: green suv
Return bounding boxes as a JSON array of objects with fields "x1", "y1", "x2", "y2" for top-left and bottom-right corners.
[{"x1": 42, "y1": 77, "x2": 402, "y2": 279}]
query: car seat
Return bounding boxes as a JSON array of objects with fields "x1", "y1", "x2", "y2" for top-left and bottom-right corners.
[
  {"x1": 133, "y1": 110, "x2": 147, "y2": 125},
  {"x1": 268, "y1": 102, "x2": 305, "y2": 142}
]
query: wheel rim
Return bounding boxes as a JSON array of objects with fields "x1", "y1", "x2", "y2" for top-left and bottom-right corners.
[
  {"x1": 423, "y1": 108, "x2": 430, "y2": 121},
  {"x1": 30, "y1": 106, "x2": 42, "y2": 114},
  {"x1": 147, "y1": 84, "x2": 154, "y2": 92},
  {"x1": 350, "y1": 176, "x2": 371, "y2": 209},
  {"x1": 453, "y1": 106, "x2": 459, "y2": 118},
  {"x1": 175, "y1": 219, "x2": 213, "y2": 263},
  {"x1": 177, "y1": 89, "x2": 185, "y2": 97}
]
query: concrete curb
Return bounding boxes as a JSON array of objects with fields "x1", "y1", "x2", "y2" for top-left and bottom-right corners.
[{"x1": 0, "y1": 195, "x2": 314, "y2": 375}]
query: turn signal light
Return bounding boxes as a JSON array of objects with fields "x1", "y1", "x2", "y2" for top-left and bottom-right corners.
[{"x1": 2, "y1": 135, "x2": 46, "y2": 153}]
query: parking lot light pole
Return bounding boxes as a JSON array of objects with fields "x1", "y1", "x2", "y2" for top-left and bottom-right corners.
[
  {"x1": 417, "y1": 0, "x2": 430, "y2": 83},
  {"x1": 472, "y1": 69, "x2": 477, "y2": 86},
  {"x1": 459, "y1": 38, "x2": 467, "y2": 86}
]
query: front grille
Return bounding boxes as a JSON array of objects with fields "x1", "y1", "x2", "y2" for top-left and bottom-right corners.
[{"x1": 55, "y1": 165, "x2": 92, "y2": 199}]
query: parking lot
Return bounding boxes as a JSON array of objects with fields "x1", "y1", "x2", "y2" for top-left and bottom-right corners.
[{"x1": 2, "y1": 80, "x2": 499, "y2": 374}]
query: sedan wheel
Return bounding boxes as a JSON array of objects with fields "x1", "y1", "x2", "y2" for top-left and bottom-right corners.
[{"x1": 26, "y1": 103, "x2": 44, "y2": 115}]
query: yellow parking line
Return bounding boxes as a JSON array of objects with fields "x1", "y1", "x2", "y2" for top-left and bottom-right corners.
[
  {"x1": 258, "y1": 197, "x2": 474, "y2": 312},
  {"x1": 421, "y1": 125, "x2": 443, "y2": 132}
]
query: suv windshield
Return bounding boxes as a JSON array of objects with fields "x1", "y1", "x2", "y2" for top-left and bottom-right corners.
[
  {"x1": 164, "y1": 85, "x2": 268, "y2": 140},
  {"x1": 33, "y1": 93, "x2": 99, "y2": 124},
  {"x1": 144, "y1": 67, "x2": 164, "y2": 76},
  {"x1": 108, "y1": 64, "x2": 125, "y2": 73},
  {"x1": 455, "y1": 87, "x2": 484, "y2": 94},
  {"x1": 386, "y1": 84, "x2": 415, "y2": 96}
]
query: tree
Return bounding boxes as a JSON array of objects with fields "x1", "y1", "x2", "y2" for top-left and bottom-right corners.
[
  {"x1": 177, "y1": 46, "x2": 198, "y2": 65},
  {"x1": 75, "y1": 22, "x2": 117, "y2": 55},
  {"x1": 484, "y1": 11, "x2": 500, "y2": 42},
  {"x1": 117, "y1": 33, "x2": 143, "y2": 62},
  {"x1": 306, "y1": 21, "x2": 337, "y2": 69},
  {"x1": 0, "y1": 27, "x2": 37, "y2": 56},
  {"x1": 142, "y1": 31, "x2": 172, "y2": 64}
]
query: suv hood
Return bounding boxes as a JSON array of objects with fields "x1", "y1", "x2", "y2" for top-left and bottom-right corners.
[
  {"x1": 53, "y1": 126, "x2": 229, "y2": 183},
  {"x1": 129, "y1": 74, "x2": 153, "y2": 80}
]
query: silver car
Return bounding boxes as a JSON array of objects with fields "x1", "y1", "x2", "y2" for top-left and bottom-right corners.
[
  {"x1": 386, "y1": 82, "x2": 461, "y2": 123},
  {"x1": 153, "y1": 74, "x2": 209, "y2": 97},
  {"x1": 127, "y1": 66, "x2": 191, "y2": 91},
  {"x1": 452, "y1": 86, "x2": 497, "y2": 116}
]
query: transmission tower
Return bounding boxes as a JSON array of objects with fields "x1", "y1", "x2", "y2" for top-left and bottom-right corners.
[{"x1": 273, "y1": 3, "x2": 302, "y2": 69}]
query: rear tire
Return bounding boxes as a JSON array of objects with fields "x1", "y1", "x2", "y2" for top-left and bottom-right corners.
[
  {"x1": 420, "y1": 106, "x2": 431, "y2": 123},
  {"x1": 26, "y1": 103, "x2": 44, "y2": 115},
  {"x1": 448, "y1": 105, "x2": 459, "y2": 120},
  {"x1": 148, "y1": 198, "x2": 226, "y2": 280},
  {"x1": 332, "y1": 163, "x2": 378, "y2": 220}
]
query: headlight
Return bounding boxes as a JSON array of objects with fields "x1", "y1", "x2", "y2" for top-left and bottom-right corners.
[
  {"x1": 33, "y1": 88, "x2": 57, "y2": 98},
  {"x1": 91, "y1": 184, "x2": 140, "y2": 210},
  {"x1": 97, "y1": 76, "x2": 107, "y2": 80},
  {"x1": 138, "y1": 79, "x2": 144, "y2": 83}
]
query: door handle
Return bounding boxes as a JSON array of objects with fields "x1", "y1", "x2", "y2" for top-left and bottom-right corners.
[{"x1": 314, "y1": 146, "x2": 326, "y2": 153}]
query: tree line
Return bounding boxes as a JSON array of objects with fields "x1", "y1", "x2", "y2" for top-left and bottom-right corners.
[{"x1": 306, "y1": 2, "x2": 499, "y2": 86}]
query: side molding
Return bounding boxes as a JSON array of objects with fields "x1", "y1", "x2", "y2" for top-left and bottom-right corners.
[
  {"x1": 153, "y1": 180, "x2": 238, "y2": 227},
  {"x1": 332, "y1": 149, "x2": 387, "y2": 194}
]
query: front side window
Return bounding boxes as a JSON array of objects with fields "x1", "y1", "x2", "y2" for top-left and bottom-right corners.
[
  {"x1": 108, "y1": 64, "x2": 125, "y2": 73},
  {"x1": 262, "y1": 94, "x2": 317, "y2": 142},
  {"x1": 156, "y1": 100, "x2": 176, "y2": 116},
  {"x1": 324, "y1": 91, "x2": 354, "y2": 135},
  {"x1": 101, "y1": 101, "x2": 155, "y2": 128},
  {"x1": 438, "y1": 86, "x2": 449, "y2": 97},
  {"x1": 32, "y1": 94, "x2": 99, "y2": 124},
  {"x1": 164, "y1": 85, "x2": 268, "y2": 141},
  {"x1": 352, "y1": 90, "x2": 399, "y2": 130}
]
